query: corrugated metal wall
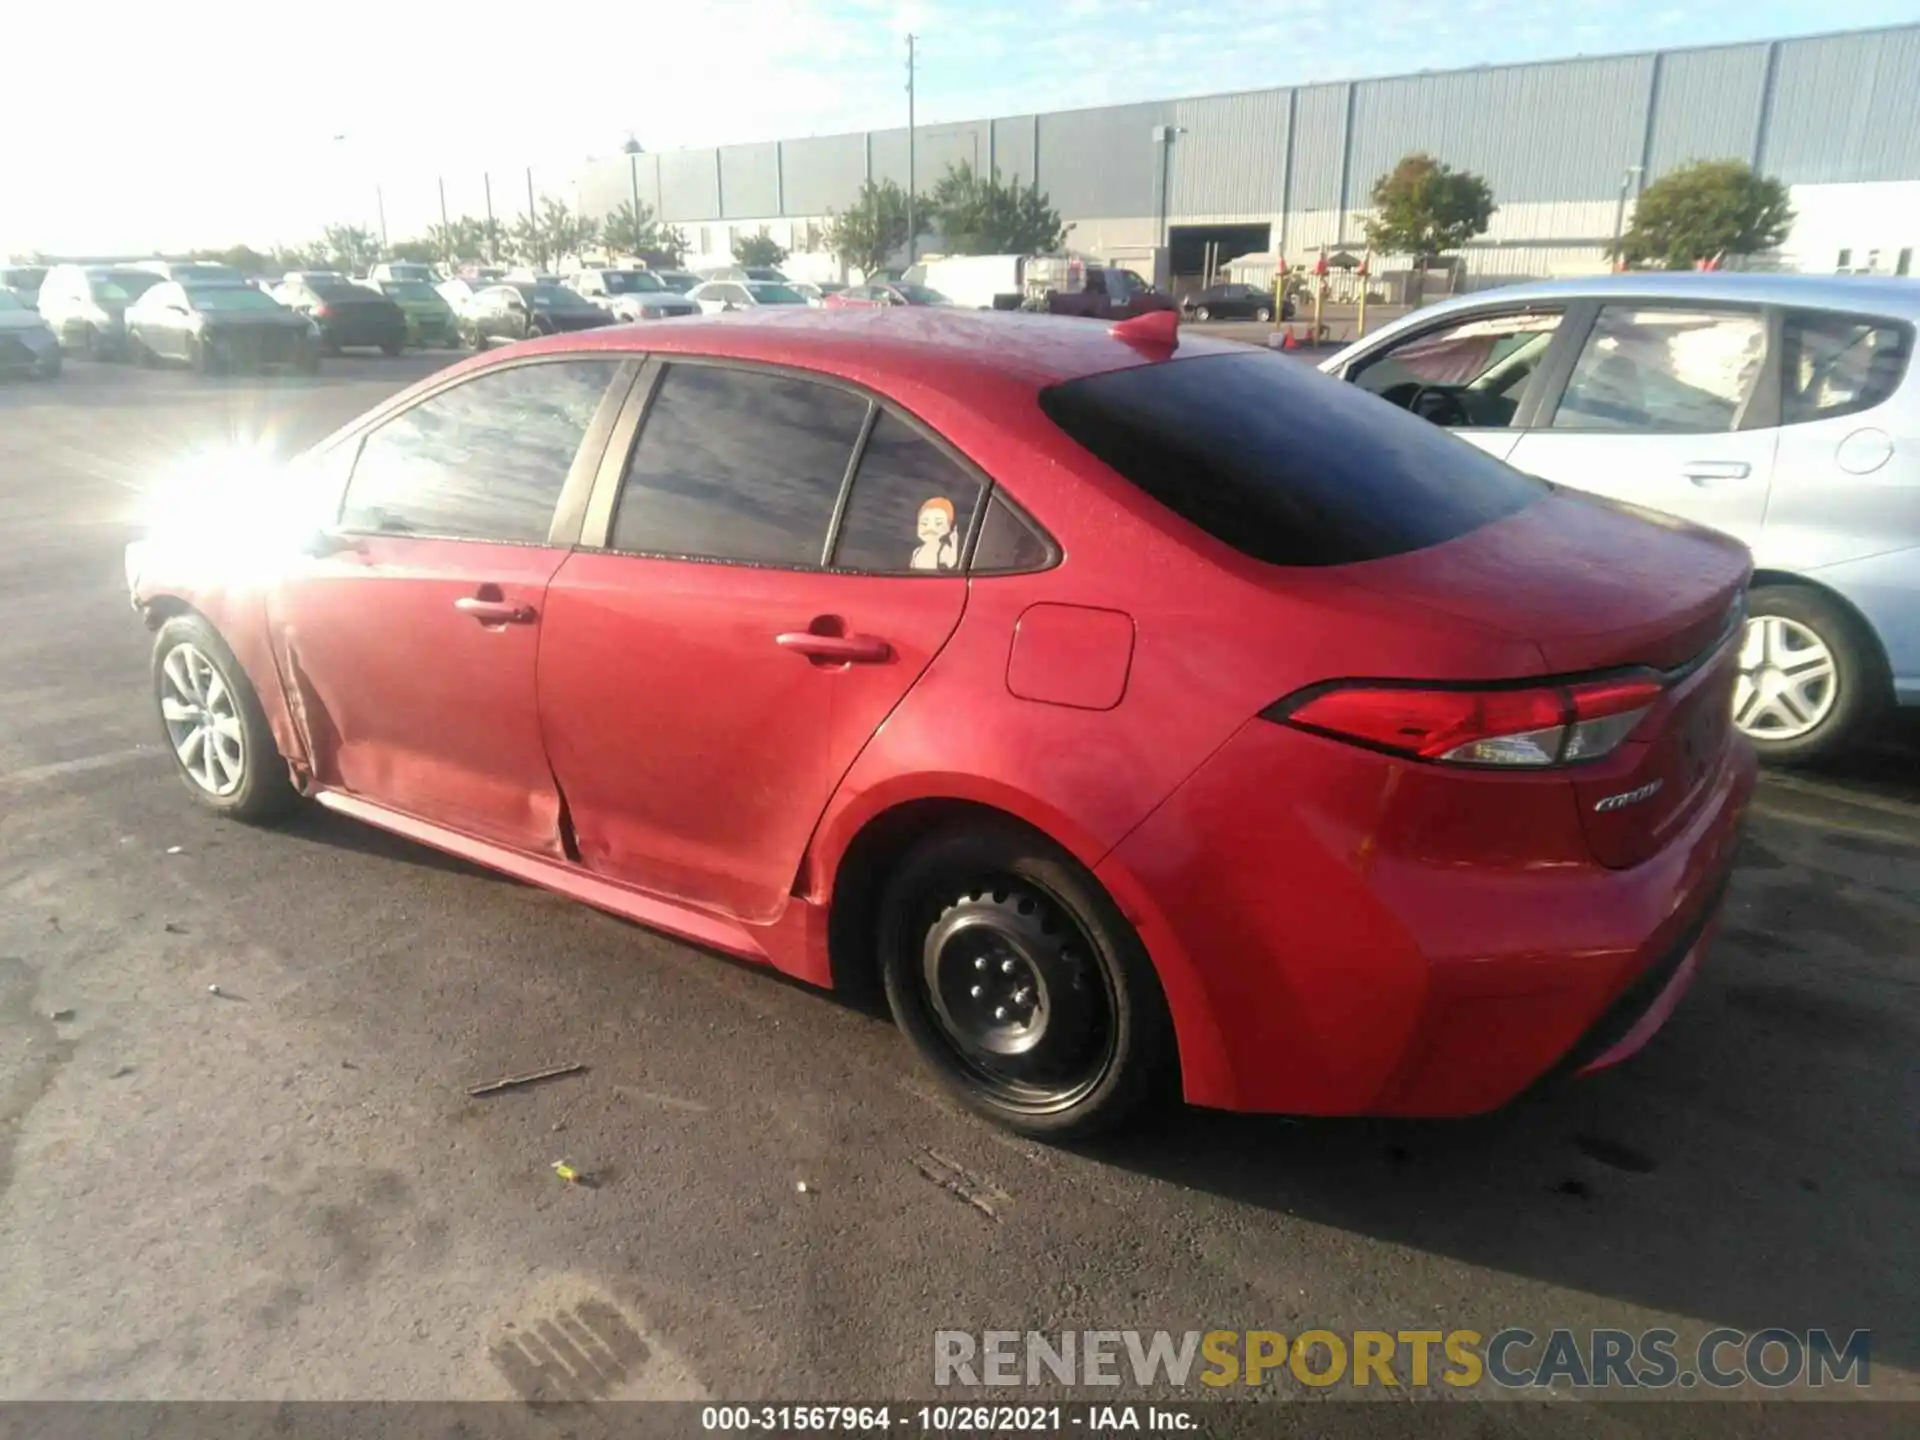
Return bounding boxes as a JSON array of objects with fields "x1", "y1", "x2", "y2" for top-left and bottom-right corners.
[
  {"x1": 779, "y1": 134, "x2": 867, "y2": 217},
  {"x1": 1644, "y1": 44, "x2": 1770, "y2": 178},
  {"x1": 1035, "y1": 101, "x2": 1174, "y2": 219},
  {"x1": 719, "y1": 143, "x2": 780, "y2": 219},
  {"x1": 552, "y1": 23, "x2": 1920, "y2": 261}
]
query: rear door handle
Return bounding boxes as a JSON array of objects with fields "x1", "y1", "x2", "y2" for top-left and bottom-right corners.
[
  {"x1": 775, "y1": 631, "x2": 892, "y2": 664},
  {"x1": 455, "y1": 596, "x2": 536, "y2": 625},
  {"x1": 1682, "y1": 460, "x2": 1752, "y2": 483}
]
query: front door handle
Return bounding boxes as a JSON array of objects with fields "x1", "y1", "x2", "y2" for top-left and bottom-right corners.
[
  {"x1": 1682, "y1": 460, "x2": 1752, "y2": 483},
  {"x1": 776, "y1": 631, "x2": 892, "y2": 664},
  {"x1": 455, "y1": 596, "x2": 536, "y2": 625}
]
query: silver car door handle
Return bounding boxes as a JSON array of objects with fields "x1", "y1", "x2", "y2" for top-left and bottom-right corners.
[{"x1": 1682, "y1": 460, "x2": 1752, "y2": 483}]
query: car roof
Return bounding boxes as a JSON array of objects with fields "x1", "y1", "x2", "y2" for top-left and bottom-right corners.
[
  {"x1": 1408, "y1": 271, "x2": 1920, "y2": 320},
  {"x1": 508, "y1": 306, "x2": 1251, "y2": 388}
]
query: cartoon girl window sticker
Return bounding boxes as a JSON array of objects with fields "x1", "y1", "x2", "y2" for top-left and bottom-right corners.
[{"x1": 911, "y1": 496, "x2": 960, "y2": 571}]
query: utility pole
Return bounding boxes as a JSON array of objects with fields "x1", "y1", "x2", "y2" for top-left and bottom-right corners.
[
  {"x1": 1610, "y1": 164, "x2": 1644, "y2": 271},
  {"x1": 484, "y1": 173, "x2": 496, "y2": 263},
  {"x1": 375, "y1": 185, "x2": 388, "y2": 252},
  {"x1": 905, "y1": 33, "x2": 917, "y2": 267},
  {"x1": 438, "y1": 176, "x2": 449, "y2": 236},
  {"x1": 629, "y1": 151, "x2": 643, "y2": 255}
]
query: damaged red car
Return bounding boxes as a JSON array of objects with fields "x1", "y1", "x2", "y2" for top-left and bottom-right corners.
[{"x1": 126, "y1": 309, "x2": 1755, "y2": 1139}]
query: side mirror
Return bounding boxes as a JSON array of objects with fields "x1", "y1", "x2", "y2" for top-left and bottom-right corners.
[{"x1": 301, "y1": 531, "x2": 365, "y2": 559}]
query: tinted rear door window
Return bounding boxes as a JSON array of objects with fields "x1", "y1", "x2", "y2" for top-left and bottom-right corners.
[
  {"x1": 1039, "y1": 351, "x2": 1544, "y2": 567},
  {"x1": 829, "y1": 413, "x2": 983, "y2": 574},
  {"x1": 611, "y1": 364, "x2": 869, "y2": 565}
]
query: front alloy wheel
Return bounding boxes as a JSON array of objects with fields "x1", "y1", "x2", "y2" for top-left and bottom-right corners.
[
  {"x1": 151, "y1": 616, "x2": 299, "y2": 821},
  {"x1": 1735, "y1": 615, "x2": 1837, "y2": 743}
]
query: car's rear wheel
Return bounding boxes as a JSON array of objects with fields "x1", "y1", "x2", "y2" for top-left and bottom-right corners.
[
  {"x1": 190, "y1": 337, "x2": 218, "y2": 375},
  {"x1": 130, "y1": 332, "x2": 155, "y2": 368},
  {"x1": 151, "y1": 615, "x2": 300, "y2": 823},
  {"x1": 381, "y1": 339, "x2": 403, "y2": 357},
  {"x1": 1193, "y1": 305, "x2": 1211, "y2": 321},
  {"x1": 1735, "y1": 585, "x2": 1888, "y2": 764},
  {"x1": 878, "y1": 822, "x2": 1174, "y2": 1140},
  {"x1": 1255, "y1": 305, "x2": 1273, "y2": 323}
]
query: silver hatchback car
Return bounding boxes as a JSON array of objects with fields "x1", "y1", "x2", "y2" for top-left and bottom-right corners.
[{"x1": 1322, "y1": 273, "x2": 1918, "y2": 763}]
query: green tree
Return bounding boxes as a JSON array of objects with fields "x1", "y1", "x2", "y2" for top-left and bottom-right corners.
[
  {"x1": 1617, "y1": 159, "x2": 1794, "y2": 269},
  {"x1": 826, "y1": 180, "x2": 918, "y2": 275},
  {"x1": 318, "y1": 223, "x2": 381, "y2": 274},
  {"x1": 387, "y1": 237, "x2": 441, "y2": 264},
  {"x1": 1362, "y1": 153, "x2": 1496, "y2": 285},
  {"x1": 600, "y1": 200, "x2": 658, "y2": 256},
  {"x1": 190, "y1": 244, "x2": 275, "y2": 275},
  {"x1": 924, "y1": 161, "x2": 1070, "y2": 255},
  {"x1": 652, "y1": 225, "x2": 690, "y2": 266},
  {"x1": 733, "y1": 231, "x2": 788, "y2": 267},
  {"x1": 511, "y1": 197, "x2": 596, "y2": 270}
]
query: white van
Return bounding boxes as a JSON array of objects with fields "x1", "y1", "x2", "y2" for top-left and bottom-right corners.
[{"x1": 911, "y1": 255, "x2": 1028, "y2": 310}]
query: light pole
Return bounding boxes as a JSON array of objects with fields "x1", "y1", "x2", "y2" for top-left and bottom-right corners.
[
  {"x1": 1611, "y1": 164, "x2": 1644, "y2": 270},
  {"x1": 1153, "y1": 124, "x2": 1186, "y2": 251},
  {"x1": 905, "y1": 34, "x2": 918, "y2": 267}
]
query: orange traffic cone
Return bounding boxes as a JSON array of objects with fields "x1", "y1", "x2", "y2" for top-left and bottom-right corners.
[{"x1": 1280, "y1": 326, "x2": 1299, "y2": 351}]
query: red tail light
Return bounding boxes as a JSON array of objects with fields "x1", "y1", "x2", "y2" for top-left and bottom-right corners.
[
  {"x1": 312, "y1": 304, "x2": 331, "y2": 318},
  {"x1": 1272, "y1": 674, "x2": 1664, "y2": 768}
]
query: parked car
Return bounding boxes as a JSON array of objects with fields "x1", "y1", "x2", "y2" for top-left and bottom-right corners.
[
  {"x1": 125, "y1": 309, "x2": 1754, "y2": 1141},
  {"x1": 272, "y1": 275, "x2": 409, "y2": 355},
  {"x1": 696, "y1": 265, "x2": 789, "y2": 285},
  {"x1": 650, "y1": 270, "x2": 702, "y2": 294},
  {"x1": 365, "y1": 261, "x2": 438, "y2": 286},
  {"x1": 1321, "y1": 273, "x2": 1920, "y2": 763},
  {"x1": 367, "y1": 279, "x2": 461, "y2": 348},
  {"x1": 1183, "y1": 282, "x2": 1291, "y2": 323},
  {"x1": 461, "y1": 281, "x2": 614, "y2": 347},
  {"x1": 784, "y1": 281, "x2": 828, "y2": 307},
  {"x1": 36, "y1": 264, "x2": 163, "y2": 358},
  {"x1": 569, "y1": 268, "x2": 701, "y2": 320},
  {"x1": 125, "y1": 280, "x2": 319, "y2": 373},
  {"x1": 823, "y1": 281, "x2": 952, "y2": 310},
  {"x1": 0, "y1": 288, "x2": 61, "y2": 376},
  {"x1": 0, "y1": 265, "x2": 48, "y2": 309},
  {"x1": 688, "y1": 279, "x2": 811, "y2": 313},
  {"x1": 436, "y1": 277, "x2": 493, "y2": 318},
  {"x1": 131, "y1": 260, "x2": 248, "y2": 287}
]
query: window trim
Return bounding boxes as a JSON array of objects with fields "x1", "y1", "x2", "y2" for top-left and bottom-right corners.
[
  {"x1": 1338, "y1": 301, "x2": 1576, "y2": 432},
  {"x1": 326, "y1": 353, "x2": 641, "y2": 549},
  {"x1": 1530, "y1": 297, "x2": 1783, "y2": 436},
  {"x1": 578, "y1": 353, "x2": 1018, "y2": 578}
]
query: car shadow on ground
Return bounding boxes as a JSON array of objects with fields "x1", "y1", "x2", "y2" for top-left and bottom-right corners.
[{"x1": 276, "y1": 805, "x2": 508, "y2": 882}]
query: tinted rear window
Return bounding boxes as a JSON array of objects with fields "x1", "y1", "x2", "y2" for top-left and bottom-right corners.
[{"x1": 1038, "y1": 351, "x2": 1545, "y2": 567}]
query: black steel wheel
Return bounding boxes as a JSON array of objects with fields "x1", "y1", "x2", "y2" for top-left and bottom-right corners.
[{"x1": 878, "y1": 822, "x2": 1174, "y2": 1140}]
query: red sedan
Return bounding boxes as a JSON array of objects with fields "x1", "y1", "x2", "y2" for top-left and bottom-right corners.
[{"x1": 126, "y1": 309, "x2": 1755, "y2": 1140}]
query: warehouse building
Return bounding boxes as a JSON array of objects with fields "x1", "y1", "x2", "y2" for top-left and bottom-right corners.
[{"x1": 572, "y1": 23, "x2": 1920, "y2": 293}]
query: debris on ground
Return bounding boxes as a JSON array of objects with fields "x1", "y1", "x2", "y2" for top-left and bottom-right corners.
[
  {"x1": 795, "y1": 1180, "x2": 813, "y2": 1195},
  {"x1": 50, "y1": 1008, "x2": 76, "y2": 1022},
  {"x1": 164, "y1": 922, "x2": 187, "y2": 935},
  {"x1": 110, "y1": 1066, "x2": 135, "y2": 1079},
  {"x1": 468, "y1": 1062, "x2": 587, "y2": 1098},
  {"x1": 207, "y1": 984, "x2": 223, "y2": 997},
  {"x1": 551, "y1": 1160, "x2": 592, "y2": 1186},
  {"x1": 166, "y1": 846, "x2": 183, "y2": 855}
]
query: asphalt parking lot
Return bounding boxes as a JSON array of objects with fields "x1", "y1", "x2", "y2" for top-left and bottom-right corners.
[{"x1": 1, "y1": 355, "x2": 1916, "y2": 1421}]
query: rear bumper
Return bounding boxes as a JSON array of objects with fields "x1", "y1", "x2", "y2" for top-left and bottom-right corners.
[
  {"x1": 319, "y1": 315, "x2": 408, "y2": 348},
  {"x1": 1096, "y1": 717, "x2": 1757, "y2": 1116}
]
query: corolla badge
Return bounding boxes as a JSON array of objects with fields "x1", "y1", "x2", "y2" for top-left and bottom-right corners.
[{"x1": 1594, "y1": 779, "x2": 1665, "y2": 813}]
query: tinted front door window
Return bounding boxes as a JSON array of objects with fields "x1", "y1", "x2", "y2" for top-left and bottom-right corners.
[
  {"x1": 339, "y1": 360, "x2": 618, "y2": 542},
  {"x1": 611, "y1": 364, "x2": 869, "y2": 565},
  {"x1": 1551, "y1": 307, "x2": 1766, "y2": 433}
]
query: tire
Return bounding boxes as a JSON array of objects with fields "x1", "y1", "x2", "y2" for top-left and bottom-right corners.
[
  {"x1": 35, "y1": 351, "x2": 62, "y2": 379},
  {"x1": 877, "y1": 821, "x2": 1175, "y2": 1140},
  {"x1": 294, "y1": 348, "x2": 320, "y2": 376},
  {"x1": 380, "y1": 340, "x2": 404, "y2": 357},
  {"x1": 81, "y1": 323, "x2": 101, "y2": 360},
  {"x1": 191, "y1": 337, "x2": 218, "y2": 375},
  {"x1": 130, "y1": 331, "x2": 155, "y2": 368},
  {"x1": 1736, "y1": 584, "x2": 1889, "y2": 765},
  {"x1": 1255, "y1": 306, "x2": 1273, "y2": 323},
  {"x1": 151, "y1": 615, "x2": 301, "y2": 823},
  {"x1": 1193, "y1": 305, "x2": 1211, "y2": 321}
]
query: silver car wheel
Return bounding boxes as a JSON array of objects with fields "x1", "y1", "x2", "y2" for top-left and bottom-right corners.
[
  {"x1": 160, "y1": 642, "x2": 246, "y2": 797},
  {"x1": 1734, "y1": 615, "x2": 1839, "y2": 742}
]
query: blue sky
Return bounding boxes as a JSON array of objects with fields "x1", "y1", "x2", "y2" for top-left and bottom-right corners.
[{"x1": 3, "y1": 2, "x2": 1911, "y2": 253}]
